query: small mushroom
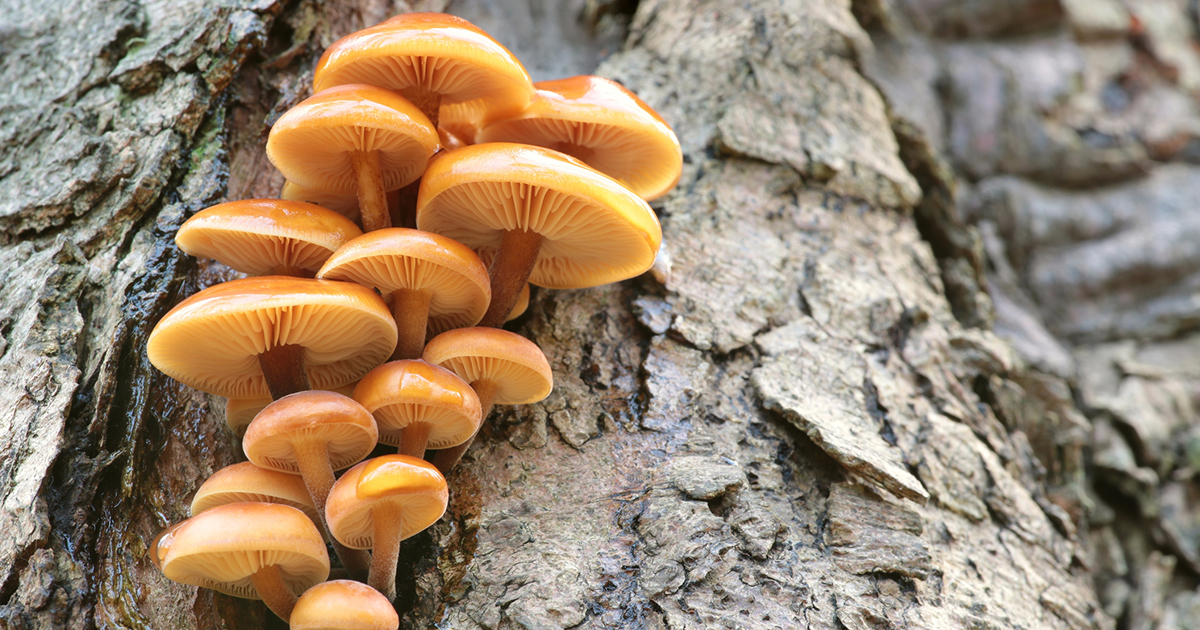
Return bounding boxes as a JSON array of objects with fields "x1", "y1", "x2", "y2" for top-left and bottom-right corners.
[
  {"x1": 290, "y1": 580, "x2": 398, "y2": 630},
  {"x1": 158, "y1": 502, "x2": 330, "y2": 622},
  {"x1": 353, "y1": 359, "x2": 482, "y2": 458},
  {"x1": 326, "y1": 455, "x2": 448, "y2": 601},
  {"x1": 267, "y1": 84, "x2": 439, "y2": 233},
  {"x1": 147, "y1": 276, "x2": 397, "y2": 400},
  {"x1": 225, "y1": 383, "x2": 358, "y2": 438},
  {"x1": 317, "y1": 228, "x2": 490, "y2": 360},
  {"x1": 244, "y1": 391, "x2": 379, "y2": 575},
  {"x1": 478, "y1": 76, "x2": 683, "y2": 200},
  {"x1": 416, "y1": 143, "x2": 661, "y2": 327},
  {"x1": 421, "y1": 327, "x2": 553, "y2": 472},
  {"x1": 175, "y1": 199, "x2": 362, "y2": 277},
  {"x1": 190, "y1": 462, "x2": 320, "y2": 529},
  {"x1": 148, "y1": 521, "x2": 185, "y2": 571}
]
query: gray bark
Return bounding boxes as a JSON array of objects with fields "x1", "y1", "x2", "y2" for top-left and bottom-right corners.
[{"x1": 3, "y1": 0, "x2": 1193, "y2": 628}]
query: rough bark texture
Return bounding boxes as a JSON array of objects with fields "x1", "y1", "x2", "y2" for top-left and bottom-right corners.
[{"x1": 2, "y1": 0, "x2": 1197, "y2": 629}]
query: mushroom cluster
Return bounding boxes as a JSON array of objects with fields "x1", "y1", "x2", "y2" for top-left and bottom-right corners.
[{"x1": 145, "y1": 11, "x2": 680, "y2": 626}]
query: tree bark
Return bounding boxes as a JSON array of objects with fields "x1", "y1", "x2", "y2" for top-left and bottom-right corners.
[{"x1": 0, "y1": 0, "x2": 1139, "y2": 629}]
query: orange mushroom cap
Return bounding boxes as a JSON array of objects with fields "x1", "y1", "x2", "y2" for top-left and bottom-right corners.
[
  {"x1": 416, "y1": 143, "x2": 661, "y2": 289},
  {"x1": 267, "y1": 84, "x2": 439, "y2": 195},
  {"x1": 325, "y1": 455, "x2": 448, "y2": 549},
  {"x1": 149, "y1": 521, "x2": 186, "y2": 571},
  {"x1": 159, "y1": 502, "x2": 329, "y2": 600},
  {"x1": 421, "y1": 327, "x2": 552, "y2": 405},
  {"x1": 225, "y1": 382, "x2": 358, "y2": 438},
  {"x1": 190, "y1": 462, "x2": 319, "y2": 526},
  {"x1": 478, "y1": 76, "x2": 682, "y2": 200},
  {"x1": 353, "y1": 360, "x2": 482, "y2": 449},
  {"x1": 291, "y1": 580, "x2": 399, "y2": 630},
  {"x1": 438, "y1": 125, "x2": 469, "y2": 150},
  {"x1": 244, "y1": 391, "x2": 379, "y2": 474},
  {"x1": 316, "y1": 228, "x2": 491, "y2": 334},
  {"x1": 147, "y1": 277, "x2": 397, "y2": 398},
  {"x1": 176, "y1": 199, "x2": 362, "y2": 276},
  {"x1": 313, "y1": 13, "x2": 533, "y2": 122}
]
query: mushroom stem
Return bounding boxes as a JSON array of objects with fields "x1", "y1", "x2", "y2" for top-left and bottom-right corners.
[
  {"x1": 478, "y1": 229, "x2": 543, "y2": 328},
  {"x1": 432, "y1": 379, "x2": 499, "y2": 474},
  {"x1": 399, "y1": 87, "x2": 442, "y2": 128},
  {"x1": 369, "y1": 508, "x2": 404, "y2": 602},
  {"x1": 250, "y1": 564, "x2": 298, "y2": 622},
  {"x1": 293, "y1": 440, "x2": 371, "y2": 577},
  {"x1": 391, "y1": 288, "x2": 432, "y2": 360},
  {"x1": 258, "y1": 344, "x2": 310, "y2": 400},
  {"x1": 351, "y1": 150, "x2": 391, "y2": 232},
  {"x1": 398, "y1": 422, "x2": 432, "y2": 458}
]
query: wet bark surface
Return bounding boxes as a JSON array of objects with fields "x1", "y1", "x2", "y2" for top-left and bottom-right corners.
[{"x1": 1, "y1": 0, "x2": 1195, "y2": 628}]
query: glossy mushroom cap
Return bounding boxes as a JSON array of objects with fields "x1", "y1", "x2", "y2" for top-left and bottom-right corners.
[
  {"x1": 478, "y1": 76, "x2": 683, "y2": 200},
  {"x1": 267, "y1": 84, "x2": 439, "y2": 195},
  {"x1": 226, "y1": 383, "x2": 358, "y2": 437},
  {"x1": 506, "y1": 283, "x2": 530, "y2": 322},
  {"x1": 438, "y1": 126, "x2": 469, "y2": 150},
  {"x1": 190, "y1": 462, "x2": 319, "y2": 526},
  {"x1": 176, "y1": 200, "x2": 363, "y2": 276},
  {"x1": 316, "y1": 228, "x2": 491, "y2": 334},
  {"x1": 281, "y1": 181, "x2": 361, "y2": 222},
  {"x1": 422, "y1": 327, "x2": 553, "y2": 405},
  {"x1": 353, "y1": 360, "x2": 481, "y2": 448},
  {"x1": 313, "y1": 13, "x2": 533, "y2": 122},
  {"x1": 159, "y1": 502, "x2": 329, "y2": 599},
  {"x1": 244, "y1": 391, "x2": 379, "y2": 473},
  {"x1": 290, "y1": 580, "x2": 398, "y2": 630},
  {"x1": 416, "y1": 143, "x2": 662, "y2": 289},
  {"x1": 147, "y1": 277, "x2": 397, "y2": 398},
  {"x1": 326, "y1": 455, "x2": 449, "y2": 549},
  {"x1": 149, "y1": 521, "x2": 186, "y2": 570}
]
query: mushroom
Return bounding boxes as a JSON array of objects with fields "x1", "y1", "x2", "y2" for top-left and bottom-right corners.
[
  {"x1": 175, "y1": 199, "x2": 363, "y2": 277},
  {"x1": 326, "y1": 455, "x2": 448, "y2": 601},
  {"x1": 312, "y1": 13, "x2": 533, "y2": 129},
  {"x1": 353, "y1": 359, "x2": 482, "y2": 458},
  {"x1": 477, "y1": 76, "x2": 683, "y2": 200},
  {"x1": 416, "y1": 143, "x2": 661, "y2": 328},
  {"x1": 225, "y1": 382, "x2": 358, "y2": 438},
  {"x1": 190, "y1": 462, "x2": 320, "y2": 529},
  {"x1": 148, "y1": 521, "x2": 185, "y2": 571},
  {"x1": 290, "y1": 580, "x2": 398, "y2": 630},
  {"x1": 316, "y1": 228, "x2": 490, "y2": 360},
  {"x1": 438, "y1": 126, "x2": 469, "y2": 150},
  {"x1": 421, "y1": 327, "x2": 553, "y2": 473},
  {"x1": 267, "y1": 84, "x2": 439, "y2": 233},
  {"x1": 147, "y1": 276, "x2": 397, "y2": 400},
  {"x1": 157, "y1": 502, "x2": 330, "y2": 622},
  {"x1": 243, "y1": 390, "x2": 378, "y2": 574}
]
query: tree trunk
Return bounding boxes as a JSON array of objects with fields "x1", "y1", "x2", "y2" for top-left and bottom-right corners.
[{"x1": 0, "y1": 0, "x2": 1133, "y2": 629}]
